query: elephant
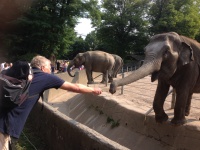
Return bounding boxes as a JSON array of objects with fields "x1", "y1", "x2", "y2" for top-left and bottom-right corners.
[
  {"x1": 67, "y1": 51, "x2": 115, "y2": 84},
  {"x1": 112, "y1": 54, "x2": 123, "y2": 78},
  {"x1": 109, "y1": 32, "x2": 200, "y2": 126}
]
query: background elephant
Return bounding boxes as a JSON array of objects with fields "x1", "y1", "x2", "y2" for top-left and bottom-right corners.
[
  {"x1": 110, "y1": 32, "x2": 200, "y2": 125},
  {"x1": 112, "y1": 54, "x2": 123, "y2": 78},
  {"x1": 67, "y1": 50, "x2": 115, "y2": 84}
]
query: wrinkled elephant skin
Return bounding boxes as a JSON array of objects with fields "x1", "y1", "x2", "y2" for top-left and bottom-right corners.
[
  {"x1": 112, "y1": 54, "x2": 123, "y2": 78},
  {"x1": 67, "y1": 51, "x2": 115, "y2": 84},
  {"x1": 110, "y1": 32, "x2": 200, "y2": 126}
]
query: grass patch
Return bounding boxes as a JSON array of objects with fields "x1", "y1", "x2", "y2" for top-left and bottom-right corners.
[
  {"x1": 15, "y1": 125, "x2": 47, "y2": 150},
  {"x1": 107, "y1": 117, "x2": 120, "y2": 128},
  {"x1": 89, "y1": 105, "x2": 120, "y2": 128}
]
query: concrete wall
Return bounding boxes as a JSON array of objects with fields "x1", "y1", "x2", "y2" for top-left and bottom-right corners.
[
  {"x1": 27, "y1": 101, "x2": 129, "y2": 150},
  {"x1": 27, "y1": 70, "x2": 128, "y2": 150},
  {"x1": 82, "y1": 94, "x2": 200, "y2": 150}
]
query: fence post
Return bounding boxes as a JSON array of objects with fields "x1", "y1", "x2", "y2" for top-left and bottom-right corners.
[
  {"x1": 171, "y1": 89, "x2": 176, "y2": 109},
  {"x1": 75, "y1": 71, "x2": 79, "y2": 83},
  {"x1": 121, "y1": 68, "x2": 124, "y2": 94}
]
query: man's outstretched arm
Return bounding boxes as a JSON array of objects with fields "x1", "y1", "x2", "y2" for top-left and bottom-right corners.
[{"x1": 60, "y1": 81, "x2": 102, "y2": 95}]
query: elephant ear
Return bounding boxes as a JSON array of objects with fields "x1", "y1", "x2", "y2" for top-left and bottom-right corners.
[
  {"x1": 178, "y1": 42, "x2": 194, "y2": 66},
  {"x1": 76, "y1": 53, "x2": 83, "y2": 58},
  {"x1": 76, "y1": 53, "x2": 85, "y2": 64}
]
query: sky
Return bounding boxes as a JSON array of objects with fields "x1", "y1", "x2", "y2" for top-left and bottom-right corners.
[{"x1": 75, "y1": 18, "x2": 95, "y2": 38}]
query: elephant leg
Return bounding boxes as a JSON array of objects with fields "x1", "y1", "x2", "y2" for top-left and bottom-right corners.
[
  {"x1": 86, "y1": 70, "x2": 94, "y2": 84},
  {"x1": 114, "y1": 66, "x2": 122, "y2": 78},
  {"x1": 100, "y1": 73, "x2": 107, "y2": 84},
  {"x1": 185, "y1": 93, "x2": 193, "y2": 116},
  {"x1": 153, "y1": 80, "x2": 170, "y2": 123},
  {"x1": 91, "y1": 72, "x2": 94, "y2": 82},
  {"x1": 171, "y1": 90, "x2": 189, "y2": 125},
  {"x1": 108, "y1": 69, "x2": 113, "y2": 83}
]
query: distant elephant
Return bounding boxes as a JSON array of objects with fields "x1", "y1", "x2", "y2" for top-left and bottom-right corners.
[
  {"x1": 67, "y1": 51, "x2": 115, "y2": 84},
  {"x1": 109, "y1": 32, "x2": 200, "y2": 125},
  {"x1": 112, "y1": 54, "x2": 123, "y2": 78}
]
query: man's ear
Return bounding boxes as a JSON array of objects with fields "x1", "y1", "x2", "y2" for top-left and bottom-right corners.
[{"x1": 40, "y1": 66, "x2": 45, "y2": 72}]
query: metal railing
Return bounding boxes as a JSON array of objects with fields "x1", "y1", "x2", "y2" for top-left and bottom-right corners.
[
  {"x1": 87, "y1": 70, "x2": 109, "y2": 87},
  {"x1": 74, "y1": 67, "x2": 177, "y2": 114},
  {"x1": 119, "y1": 66, "x2": 176, "y2": 119},
  {"x1": 144, "y1": 89, "x2": 176, "y2": 121}
]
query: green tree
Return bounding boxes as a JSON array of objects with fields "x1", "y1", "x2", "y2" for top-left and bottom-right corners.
[
  {"x1": 149, "y1": 0, "x2": 200, "y2": 38},
  {"x1": 66, "y1": 36, "x2": 90, "y2": 59},
  {"x1": 2, "y1": 0, "x2": 100, "y2": 61},
  {"x1": 96, "y1": 0, "x2": 150, "y2": 58},
  {"x1": 85, "y1": 31, "x2": 99, "y2": 50}
]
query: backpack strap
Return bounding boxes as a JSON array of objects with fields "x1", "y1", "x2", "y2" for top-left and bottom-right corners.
[{"x1": 0, "y1": 74, "x2": 22, "y2": 85}]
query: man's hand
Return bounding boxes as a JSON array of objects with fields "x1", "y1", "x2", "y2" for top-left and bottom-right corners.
[
  {"x1": 61, "y1": 82, "x2": 102, "y2": 95},
  {"x1": 92, "y1": 87, "x2": 102, "y2": 95}
]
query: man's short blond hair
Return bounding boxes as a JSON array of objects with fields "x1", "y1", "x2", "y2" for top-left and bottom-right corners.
[{"x1": 31, "y1": 55, "x2": 51, "y2": 68}]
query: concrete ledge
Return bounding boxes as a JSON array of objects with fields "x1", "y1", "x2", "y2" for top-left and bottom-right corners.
[
  {"x1": 27, "y1": 99, "x2": 129, "y2": 150},
  {"x1": 27, "y1": 93, "x2": 200, "y2": 150},
  {"x1": 82, "y1": 94, "x2": 200, "y2": 150}
]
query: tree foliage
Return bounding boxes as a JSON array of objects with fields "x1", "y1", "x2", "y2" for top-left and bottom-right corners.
[
  {"x1": 1, "y1": 0, "x2": 100, "y2": 61},
  {"x1": 95, "y1": 0, "x2": 150, "y2": 58},
  {"x1": 2, "y1": 0, "x2": 200, "y2": 61},
  {"x1": 66, "y1": 36, "x2": 90, "y2": 59},
  {"x1": 149, "y1": 0, "x2": 200, "y2": 38},
  {"x1": 85, "y1": 31, "x2": 99, "y2": 50}
]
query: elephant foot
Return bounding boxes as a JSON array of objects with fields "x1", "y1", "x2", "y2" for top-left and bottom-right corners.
[
  {"x1": 185, "y1": 111, "x2": 190, "y2": 116},
  {"x1": 108, "y1": 80, "x2": 113, "y2": 83},
  {"x1": 171, "y1": 117, "x2": 187, "y2": 126},
  {"x1": 100, "y1": 80, "x2": 107, "y2": 84},
  {"x1": 185, "y1": 109, "x2": 190, "y2": 116},
  {"x1": 155, "y1": 113, "x2": 168, "y2": 123},
  {"x1": 87, "y1": 81, "x2": 95, "y2": 84},
  {"x1": 108, "y1": 77, "x2": 113, "y2": 83}
]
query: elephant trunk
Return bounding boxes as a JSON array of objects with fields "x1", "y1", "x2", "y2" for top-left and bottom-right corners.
[
  {"x1": 67, "y1": 61, "x2": 75, "y2": 77},
  {"x1": 109, "y1": 59, "x2": 161, "y2": 94}
]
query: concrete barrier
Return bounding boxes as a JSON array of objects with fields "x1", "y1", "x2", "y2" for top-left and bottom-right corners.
[
  {"x1": 26, "y1": 70, "x2": 200, "y2": 150},
  {"x1": 27, "y1": 70, "x2": 126, "y2": 150},
  {"x1": 82, "y1": 94, "x2": 200, "y2": 150},
  {"x1": 27, "y1": 100, "x2": 129, "y2": 150}
]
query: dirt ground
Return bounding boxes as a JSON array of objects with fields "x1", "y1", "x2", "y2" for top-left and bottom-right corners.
[{"x1": 94, "y1": 72, "x2": 200, "y2": 122}]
